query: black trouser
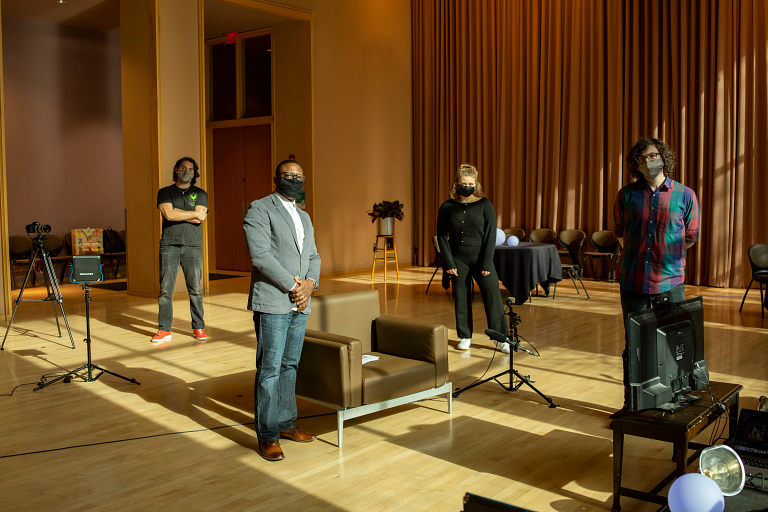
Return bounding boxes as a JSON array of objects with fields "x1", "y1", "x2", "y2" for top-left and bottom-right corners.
[
  {"x1": 619, "y1": 283, "x2": 686, "y2": 404},
  {"x1": 450, "y1": 245, "x2": 506, "y2": 339}
]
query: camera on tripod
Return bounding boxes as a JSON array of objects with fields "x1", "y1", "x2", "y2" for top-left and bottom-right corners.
[{"x1": 25, "y1": 221, "x2": 51, "y2": 235}]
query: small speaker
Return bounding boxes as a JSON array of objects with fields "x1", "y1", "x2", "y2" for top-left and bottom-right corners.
[{"x1": 70, "y1": 255, "x2": 104, "y2": 283}]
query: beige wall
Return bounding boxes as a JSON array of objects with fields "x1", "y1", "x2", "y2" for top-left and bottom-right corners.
[
  {"x1": 121, "y1": 0, "x2": 205, "y2": 298},
  {"x1": 273, "y1": 20, "x2": 312, "y2": 215},
  {"x1": 159, "y1": 0, "x2": 202, "y2": 183},
  {"x1": 158, "y1": 0, "x2": 205, "y2": 293},
  {"x1": 264, "y1": 0, "x2": 414, "y2": 274},
  {"x1": 121, "y1": 0, "x2": 162, "y2": 297}
]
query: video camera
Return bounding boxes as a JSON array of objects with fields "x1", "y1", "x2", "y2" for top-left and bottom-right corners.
[{"x1": 26, "y1": 222, "x2": 51, "y2": 235}]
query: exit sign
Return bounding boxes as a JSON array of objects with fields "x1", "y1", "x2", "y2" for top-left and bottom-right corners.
[{"x1": 226, "y1": 32, "x2": 237, "y2": 44}]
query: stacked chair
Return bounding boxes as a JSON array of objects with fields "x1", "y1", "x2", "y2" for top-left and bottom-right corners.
[
  {"x1": 557, "y1": 229, "x2": 586, "y2": 261},
  {"x1": 739, "y1": 243, "x2": 768, "y2": 318},
  {"x1": 584, "y1": 230, "x2": 620, "y2": 282},
  {"x1": 529, "y1": 228, "x2": 556, "y2": 244},
  {"x1": 502, "y1": 227, "x2": 526, "y2": 241}
]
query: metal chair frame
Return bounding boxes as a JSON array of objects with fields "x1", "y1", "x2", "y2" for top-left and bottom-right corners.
[
  {"x1": 553, "y1": 238, "x2": 590, "y2": 299},
  {"x1": 426, "y1": 235, "x2": 443, "y2": 293},
  {"x1": 739, "y1": 243, "x2": 768, "y2": 318}
]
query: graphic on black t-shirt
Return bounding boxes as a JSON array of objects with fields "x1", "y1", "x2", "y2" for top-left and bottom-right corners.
[{"x1": 157, "y1": 184, "x2": 209, "y2": 247}]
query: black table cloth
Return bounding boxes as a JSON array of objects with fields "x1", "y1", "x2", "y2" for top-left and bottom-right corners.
[{"x1": 493, "y1": 242, "x2": 563, "y2": 305}]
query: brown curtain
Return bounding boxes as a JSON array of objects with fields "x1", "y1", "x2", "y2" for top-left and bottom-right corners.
[{"x1": 413, "y1": 0, "x2": 768, "y2": 288}]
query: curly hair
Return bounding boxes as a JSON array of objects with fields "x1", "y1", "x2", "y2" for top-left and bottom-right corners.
[
  {"x1": 173, "y1": 157, "x2": 200, "y2": 186},
  {"x1": 626, "y1": 138, "x2": 676, "y2": 180},
  {"x1": 450, "y1": 163, "x2": 484, "y2": 200}
]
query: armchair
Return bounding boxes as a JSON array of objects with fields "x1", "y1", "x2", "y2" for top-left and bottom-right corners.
[{"x1": 296, "y1": 289, "x2": 452, "y2": 447}]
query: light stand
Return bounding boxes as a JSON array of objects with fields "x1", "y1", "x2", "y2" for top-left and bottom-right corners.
[
  {"x1": 452, "y1": 299, "x2": 558, "y2": 408},
  {"x1": 35, "y1": 259, "x2": 139, "y2": 390},
  {"x1": 1, "y1": 234, "x2": 75, "y2": 350}
]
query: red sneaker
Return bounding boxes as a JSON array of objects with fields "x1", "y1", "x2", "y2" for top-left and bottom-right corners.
[
  {"x1": 193, "y1": 329, "x2": 208, "y2": 342},
  {"x1": 151, "y1": 330, "x2": 172, "y2": 344}
]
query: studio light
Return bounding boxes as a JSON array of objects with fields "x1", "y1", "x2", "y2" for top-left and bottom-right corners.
[{"x1": 699, "y1": 444, "x2": 746, "y2": 497}]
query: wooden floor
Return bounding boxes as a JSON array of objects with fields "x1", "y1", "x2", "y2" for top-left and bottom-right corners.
[{"x1": 1, "y1": 267, "x2": 766, "y2": 511}]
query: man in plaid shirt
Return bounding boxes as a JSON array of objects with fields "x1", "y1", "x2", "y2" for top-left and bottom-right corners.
[{"x1": 613, "y1": 138, "x2": 700, "y2": 403}]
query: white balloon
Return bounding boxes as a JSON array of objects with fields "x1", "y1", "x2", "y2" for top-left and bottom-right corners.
[
  {"x1": 495, "y1": 229, "x2": 506, "y2": 246},
  {"x1": 506, "y1": 236, "x2": 520, "y2": 246},
  {"x1": 668, "y1": 473, "x2": 724, "y2": 512}
]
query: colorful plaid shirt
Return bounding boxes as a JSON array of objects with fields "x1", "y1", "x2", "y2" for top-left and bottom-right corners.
[{"x1": 613, "y1": 177, "x2": 699, "y2": 294}]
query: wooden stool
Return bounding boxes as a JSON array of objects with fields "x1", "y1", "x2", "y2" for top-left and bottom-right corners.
[
  {"x1": 371, "y1": 235, "x2": 399, "y2": 281},
  {"x1": 609, "y1": 381, "x2": 742, "y2": 511}
]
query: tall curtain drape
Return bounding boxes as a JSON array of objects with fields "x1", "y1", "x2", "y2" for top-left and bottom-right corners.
[{"x1": 413, "y1": 0, "x2": 768, "y2": 288}]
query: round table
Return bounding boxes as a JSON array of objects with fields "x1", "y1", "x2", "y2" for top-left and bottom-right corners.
[{"x1": 493, "y1": 242, "x2": 563, "y2": 305}]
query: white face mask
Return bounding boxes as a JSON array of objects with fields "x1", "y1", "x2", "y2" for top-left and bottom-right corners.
[{"x1": 639, "y1": 159, "x2": 664, "y2": 179}]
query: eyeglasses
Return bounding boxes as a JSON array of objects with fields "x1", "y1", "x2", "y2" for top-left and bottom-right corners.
[
  {"x1": 637, "y1": 152, "x2": 661, "y2": 163},
  {"x1": 279, "y1": 172, "x2": 306, "y2": 182}
]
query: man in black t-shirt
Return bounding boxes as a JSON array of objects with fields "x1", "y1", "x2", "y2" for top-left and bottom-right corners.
[{"x1": 152, "y1": 157, "x2": 209, "y2": 344}]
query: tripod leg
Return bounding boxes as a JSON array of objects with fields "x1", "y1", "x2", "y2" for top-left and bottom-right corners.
[
  {"x1": 2, "y1": 249, "x2": 42, "y2": 350},
  {"x1": 33, "y1": 363, "x2": 89, "y2": 390},
  {"x1": 1, "y1": 295, "x2": 25, "y2": 350},
  {"x1": 43, "y1": 253, "x2": 75, "y2": 349},
  {"x1": 43, "y1": 267, "x2": 63, "y2": 337},
  {"x1": 91, "y1": 364, "x2": 141, "y2": 385},
  {"x1": 510, "y1": 368, "x2": 558, "y2": 408}
]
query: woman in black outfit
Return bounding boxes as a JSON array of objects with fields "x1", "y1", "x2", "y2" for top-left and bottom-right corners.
[{"x1": 437, "y1": 164, "x2": 509, "y2": 352}]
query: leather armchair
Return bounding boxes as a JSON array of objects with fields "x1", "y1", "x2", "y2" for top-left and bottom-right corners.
[{"x1": 296, "y1": 289, "x2": 451, "y2": 447}]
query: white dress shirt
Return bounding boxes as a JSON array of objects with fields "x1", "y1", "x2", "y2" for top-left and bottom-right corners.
[
  {"x1": 275, "y1": 192, "x2": 307, "y2": 307},
  {"x1": 276, "y1": 192, "x2": 305, "y2": 254}
]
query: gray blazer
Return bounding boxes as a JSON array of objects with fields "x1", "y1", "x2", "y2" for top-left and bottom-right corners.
[{"x1": 243, "y1": 193, "x2": 321, "y2": 314}]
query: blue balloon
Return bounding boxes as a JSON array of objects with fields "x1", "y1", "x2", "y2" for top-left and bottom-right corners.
[
  {"x1": 495, "y1": 229, "x2": 506, "y2": 246},
  {"x1": 507, "y1": 236, "x2": 520, "y2": 246},
  {"x1": 668, "y1": 473, "x2": 724, "y2": 512}
]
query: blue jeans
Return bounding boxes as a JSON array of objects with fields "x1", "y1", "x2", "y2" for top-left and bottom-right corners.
[
  {"x1": 253, "y1": 311, "x2": 308, "y2": 443},
  {"x1": 158, "y1": 244, "x2": 204, "y2": 331}
]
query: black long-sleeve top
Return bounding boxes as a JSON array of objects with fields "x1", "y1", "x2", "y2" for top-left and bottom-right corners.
[{"x1": 436, "y1": 197, "x2": 498, "y2": 271}]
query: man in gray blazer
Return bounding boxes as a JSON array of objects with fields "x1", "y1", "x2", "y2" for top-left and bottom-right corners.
[{"x1": 243, "y1": 159, "x2": 321, "y2": 462}]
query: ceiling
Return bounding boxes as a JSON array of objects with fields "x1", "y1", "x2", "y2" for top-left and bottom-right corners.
[
  {"x1": 1, "y1": 0, "x2": 120, "y2": 32},
  {"x1": 204, "y1": 0, "x2": 302, "y2": 40},
  {"x1": 1, "y1": 0, "x2": 300, "y2": 37}
]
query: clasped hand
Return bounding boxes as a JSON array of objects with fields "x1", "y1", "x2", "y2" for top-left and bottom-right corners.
[
  {"x1": 289, "y1": 276, "x2": 314, "y2": 312},
  {"x1": 446, "y1": 269, "x2": 490, "y2": 277}
]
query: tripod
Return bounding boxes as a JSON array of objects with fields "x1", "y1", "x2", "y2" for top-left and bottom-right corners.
[
  {"x1": 452, "y1": 299, "x2": 558, "y2": 408},
  {"x1": 1, "y1": 235, "x2": 75, "y2": 350},
  {"x1": 35, "y1": 283, "x2": 140, "y2": 390}
]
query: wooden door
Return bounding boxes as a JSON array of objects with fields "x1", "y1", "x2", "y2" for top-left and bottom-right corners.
[
  {"x1": 212, "y1": 125, "x2": 272, "y2": 272},
  {"x1": 244, "y1": 124, "x2": 273, "y2": 204}
]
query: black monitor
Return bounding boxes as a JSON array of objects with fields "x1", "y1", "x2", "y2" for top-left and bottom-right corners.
[{"x1": 626, "y1": 296, "x2": 709, "y2": 412}]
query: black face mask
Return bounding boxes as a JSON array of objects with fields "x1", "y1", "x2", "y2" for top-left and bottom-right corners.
[
  {"x1": 458, "y1": 185, "x2": 475, "y2": 198},
  {"x1": 278, "y1": 178, "x2": 304, "y2": 199}
]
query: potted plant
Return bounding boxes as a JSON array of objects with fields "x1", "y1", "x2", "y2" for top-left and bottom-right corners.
[{"x1": 367, "y1": 200, "x2": 404, "y2": 236}]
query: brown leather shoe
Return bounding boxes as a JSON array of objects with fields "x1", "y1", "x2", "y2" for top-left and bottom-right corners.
[
  {"x1": 259, "y1": 440, "x2": 285, "y2": 461},
  {"x1": 280, "y1": 427, "x2": 317, "y2": 443}
]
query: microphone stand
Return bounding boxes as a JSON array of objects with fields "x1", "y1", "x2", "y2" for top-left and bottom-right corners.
[
  {"x1": 35, "y1": 283, "x2": 140, "y2": 390},
  {"x1": 452, "y1": 299, "x2": 558, "y2": 408}
]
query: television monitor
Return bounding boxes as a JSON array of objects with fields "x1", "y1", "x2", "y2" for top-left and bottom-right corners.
[{"x1": 626, "y1": 296, "x2": 709, "y2": 412}]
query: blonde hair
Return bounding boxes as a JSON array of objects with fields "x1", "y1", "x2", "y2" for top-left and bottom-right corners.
[{"x1": 450, "y1": 163, "x2": 484, "y2": 200}]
